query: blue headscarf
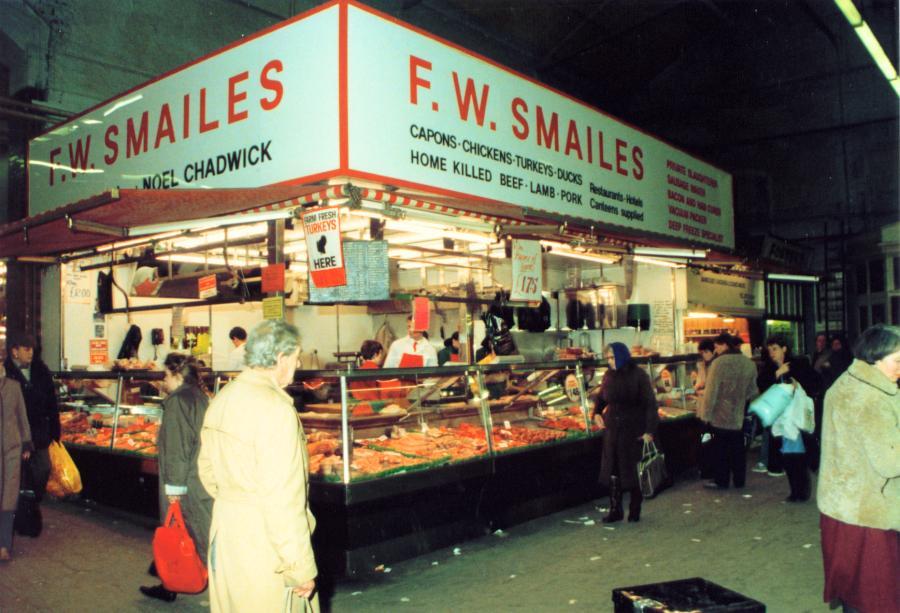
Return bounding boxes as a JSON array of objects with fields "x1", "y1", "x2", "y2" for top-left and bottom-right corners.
[{"x1": 608, "y1": 342, "x2": 631, "y2": 369}]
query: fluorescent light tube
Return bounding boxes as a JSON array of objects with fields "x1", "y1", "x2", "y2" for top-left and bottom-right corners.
[
  {"x1": 834, "y1": 0, "x2": 862, "y2": 26},
  {"x1": 854, "y1": 22, "x2": 899, "y2": 80},
  {"x1": 633, "y1": 255, "x2": 685, "y2": 268},
  {"x1": 633, "y1": 247, "x2": 707, "y2": 258},
  {"x1": 766, "y1": 273, "x2": 819, "y2": 282}
]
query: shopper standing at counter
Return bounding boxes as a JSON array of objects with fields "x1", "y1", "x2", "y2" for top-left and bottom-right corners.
[
  {"x1": 818, "y1": 324, "x2": 900, "y2": 613},
  {"x1": 384, "y1": 316, "x2": 438, "y2": 368},
  {"x1": 4, "y1": 333, "x2": 60, "y2": 505},
  {"x1": 0, "y1": 366, "x2": 31, "y2": 562},
  {"x1": 699, "y1": 334, "x2": 759, "y2": 490},
  {"x1": 140, "y1": 353, "x2": 212, "y2": 603},
  {"x1": 199, "y1": 320, "x2": 318, "y2": 612},
  {"x1": 595, "y1": 342, "x2": 658, "y2": 523}
]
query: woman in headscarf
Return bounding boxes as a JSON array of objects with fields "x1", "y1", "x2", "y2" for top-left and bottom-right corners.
[
  {"x1": 0, "y1": 365, "x2": 31, "y2": 562},
  {"x1": 594, "y1": 342, "x2": 658, "y2": 523}
]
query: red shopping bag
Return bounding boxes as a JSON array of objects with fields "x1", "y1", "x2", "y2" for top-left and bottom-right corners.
[{"x1": 153, "y1": 500, "x2": 208, "y2": 593}]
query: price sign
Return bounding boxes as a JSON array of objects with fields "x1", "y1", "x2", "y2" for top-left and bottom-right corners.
[
  {"x1": 198, "y1": 274, "x2": 218, "y2": 299},
  {"x1": 89, "y1": 339, "x2": 109, "y2": 365},
  {"x1": 261, "y1": 263, "x2": 285, "y2": 293},
  {"x1": 511, "y1": 239, "x2": 542, "y2": 302},
  {"x1": 63, "y1": 264, "x2": 93, "y2": 304},
  {"x1": 303, "y1": 206, "x2": 346, "y2": 288},
  {"x1": 262, "y1": 296, "x2": 284, "y2": 320}
]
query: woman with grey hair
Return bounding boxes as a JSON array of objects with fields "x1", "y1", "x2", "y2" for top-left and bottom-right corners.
[
  {"x1": 818, "y1": 324, "x2": 900, "y2": 613},
  {"x1": 199, "y1": 320, "x2": 319, "y2": 612}
]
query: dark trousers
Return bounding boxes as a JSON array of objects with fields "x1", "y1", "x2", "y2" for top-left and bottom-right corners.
[
  {"x1": 766, "y1": 429, "x2": 784, "y2": 473},
  {"x1": 711, "y1": 427, "x2": 746, "y2": 488},
  {"x1": 783, "y1": 452, "x2": 810, "y2": 500},
  {"x1": 24, "y1": 448, "x2": 51, "y2": 504}
]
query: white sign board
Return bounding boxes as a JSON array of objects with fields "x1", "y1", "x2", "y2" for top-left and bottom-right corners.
[
  {"x1": 510, "y1": 239, "x2": 542, "y2": 302},
  {"x1": 28, "y1": 5, "x2": 340, "y2": 215},
  {"x1": 303, "y1": 206, "x2": 346, "y2": 288},
  {"x1": 62, "y1": 263, "x2": 94, "y2": 304},
  {"x1": 686, "y1": 269, "x2": 764, "y2": 316},
  {"x1": 346, "y1": 4, "x2": 733, "y2": 248}
]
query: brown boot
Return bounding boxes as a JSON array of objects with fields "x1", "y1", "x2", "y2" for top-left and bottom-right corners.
[{"x1": 602, "y1": 477, "x2": 623, "y2": 523}]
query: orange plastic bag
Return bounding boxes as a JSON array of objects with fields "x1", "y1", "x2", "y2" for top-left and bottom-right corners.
[
  {"x1": 153, "y1": 501, "x2": 208, "y2": 593},
  {"x1": 47, "y1": 441, "x2": 82, "y2": 497}
]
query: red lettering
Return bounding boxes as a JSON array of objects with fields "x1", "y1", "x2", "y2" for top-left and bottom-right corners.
[
  {"x1": 535, "y1": 106, "x2": 558, "y2": 151},
  {"x1": 199, "y1": 87, "x2": 219, "y2": 133},
  {"x1": 68, "y1": 137, "x2": 91, "y2": 175},
  {"x1": 632, "y1": 146, "x2": 644, "y2": 180},
  {"x1": 154, "y1": 103, "x2": 175, "y2": 149},
  {"x1": 451, "y1": 72, "x2": 489, "y2": 126},
  {"x1": 259, "y1": 59, "x2": 283, "y2": 111},
  {"x1": 228, "y1": 71, "x2": 249, "y2": 124},
  {"x1": 511, "y1": 97, "x2": 529, "y2": 140},
  {"x1": 586, "y1": 126, "x2": 593, "y2": 164},
  {"x1": 409, "y1": 55, "x2": 431, "y2": 104},
  {"x1": 49, "y1": 147, "x2": 61, "y2": 186},
  {"x1": 182, "y1": 93, "x2": 191, "y2": 139},
  {"x1": 104, "y1": 126, "x2": 119, "y2": 165},
  {"x1": 597, "y1": 130, "x2": 612, "y2": 171},
  {"x1": 615, "y1": 138, "x2": 628, "y2": 176},
  {"x1": 564, "y1": 120, "x2": 582, "y2": 160},
  {"x1": 126, "y1": 112, "x2": 149, "y2": 158}
]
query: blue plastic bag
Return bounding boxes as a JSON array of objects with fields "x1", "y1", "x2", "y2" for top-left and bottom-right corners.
[{"x1": 748, "y1": 383, "x2": 793, "y2": 427}]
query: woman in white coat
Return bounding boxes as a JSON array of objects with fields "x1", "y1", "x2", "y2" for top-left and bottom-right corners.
[
  {"x1": 199, "y1": 320, "x2": 317, "y2": 612},
  {"x1": 1, "y1": 366, "x2": 31, "y2": 561}
]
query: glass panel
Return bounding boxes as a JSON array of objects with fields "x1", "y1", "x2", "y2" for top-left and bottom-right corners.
[
  {"x1": 112, "y1": 373, "x2": 163, "y2": 456},
  {"x1": 855, "y1": 263, "x2": 868, "y2": 295},
  {"x1": 892, "y1": 296, "x2": 900, "y2": 326},
  {"x1": 57, "y1": 374, "x2": 121, "y2": 451},
  {"x1": 869, "y1": 259, "x2": 885, "y2": 293},
  {"x1": 893, "y1": 256, "x2": 900, "y2": 290},
  {"x1": 871, "y1": 303, "x2": 886, "y2": 325},
  {"x1": 859, "y1": 305, "x2": 869, "y2": 331}
]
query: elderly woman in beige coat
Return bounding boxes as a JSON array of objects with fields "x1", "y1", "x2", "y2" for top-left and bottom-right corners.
[
  {"x1": 199, "y1": 320, "x2": 317, "y2": 612},
  {"x1": 1, "y1": 367, "x2": 32, "y2": 561},
  {"x1": 818, "y1": 324, "x2": 900, "y2": 613}
]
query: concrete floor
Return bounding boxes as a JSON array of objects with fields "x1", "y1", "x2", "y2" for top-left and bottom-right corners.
[{"x1": 0, "y1": 461, "x2": 829, "y2": 612}]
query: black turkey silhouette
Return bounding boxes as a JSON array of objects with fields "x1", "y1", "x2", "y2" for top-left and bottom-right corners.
[{"x1": 316, "y1": 235, "x2": 327, "y2": 254}]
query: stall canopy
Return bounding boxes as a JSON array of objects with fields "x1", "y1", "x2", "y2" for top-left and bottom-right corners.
[{"x1": 0, "y1": 184, "x2": 330, "y2": 258}]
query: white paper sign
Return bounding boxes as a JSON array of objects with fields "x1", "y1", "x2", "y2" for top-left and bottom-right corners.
[
  {"x1": 302, "y1": 206, "x2": 346, "y2": 288},
  {"x1": 510, "y1": 239, "x2": 542, "y2": 302},
  {"x1": 63, "y1": 264, "x2": 94, "y2": 304}
]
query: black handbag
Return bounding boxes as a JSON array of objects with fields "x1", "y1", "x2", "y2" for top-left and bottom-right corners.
[{"x1": 14, "y1": 460, "x2": 43, "y2": 538}]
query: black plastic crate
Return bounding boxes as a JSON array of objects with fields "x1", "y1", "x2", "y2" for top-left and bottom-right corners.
[{"x1": 612, "y1": 577, "x2": 765, "y2": 612}]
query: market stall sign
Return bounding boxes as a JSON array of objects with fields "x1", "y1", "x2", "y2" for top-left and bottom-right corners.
[
  {"x1": 302, "y1": 206, "x2": 347, "y2": 288},
  {"x1": 261, "y1": 263, "x2": 285, "y2": 293},
  {"x1": 89, "y1": 339, "x2": 109, "y2": 365},
  {"x1": 27, "y1": 4, "x2": 340, "y2": 215},
  {"x1": 197, "y1": 274, "x2": 218, "y2": 299},
  {"x1": 686, "y1": 269, "x2": 764, "y2": 317},
  {"x1": 63, "y1": 263, "x2": 94, "y2": 304},
  {"x1": 510, "y1": 239, "x2": 542, "y2": 302},
  {"x1": 412, "y1": 296, "x2": 430, "y2": 331},
  {"x1": 262, "y1": 295, "x2": 284, "y2": 320},
  {"x1": 344, "y1": 4, "x2": 734, "y2": 249},
  {"x1": 28, "y1": 2, "x2": 733, "y2": 251}
]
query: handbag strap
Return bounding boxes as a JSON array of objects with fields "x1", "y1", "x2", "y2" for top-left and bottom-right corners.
[{"x1": 164, "y1": 499, "x2": 186, "y2": 529}]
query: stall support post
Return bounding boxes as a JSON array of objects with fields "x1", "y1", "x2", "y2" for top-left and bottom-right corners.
[
  {"x1": 474, "y1": 367, "x2": 494, "y2": 454},
  {"x1": 109, "y1": 375, "x2": 124, "y2": 451},
  {"x1": 339, "y1": 374, "x2": 351, "y2": 484},
  {"x1": 575, "y1": 362, "x2": 591, "y2": 431}
]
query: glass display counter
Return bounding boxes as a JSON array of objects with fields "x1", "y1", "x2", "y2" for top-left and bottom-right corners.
[{"x1": 52, "y1": 355, "x2": 703, "y2": 575}]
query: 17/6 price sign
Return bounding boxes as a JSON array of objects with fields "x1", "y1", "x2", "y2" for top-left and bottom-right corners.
[{"x1": 511, "y1": 239, "x2": 542, "y2": 302}]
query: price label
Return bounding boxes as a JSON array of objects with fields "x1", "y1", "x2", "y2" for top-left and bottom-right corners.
[
  {"x1": 503, "y1": 420, "x2": 512, "y2": 429},
  {"x1": 511, "y1": 239, "x2": 542, "y2": 302},
  {"x1": 420, "y1": 422, "x2": 429, "y2": 434}
]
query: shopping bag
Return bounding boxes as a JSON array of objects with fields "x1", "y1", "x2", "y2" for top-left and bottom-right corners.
[
  {"x1": 748, "y1": 383, "x2": 793, "y2": 427},
  {"x1": 153, "y1": 500, "x2": 208, "y2": 593},
  {"x1": 637, "y1": 440, "x2": 668, "y2": 498},
  {"x1": 47, "y1": 441, "x2": 82, "y2": 496}
]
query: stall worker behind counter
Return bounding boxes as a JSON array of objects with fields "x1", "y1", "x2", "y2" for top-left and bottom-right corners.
[
  {"x1": 225, "y1": 326, "x2": 247, "y2": 371},
  {"x1": 437, "y1": 332, "x2": 461, "y2": 365},
  {"x1": 351, "y1": 340, "x2": 383, "y2": 401},
  {"x1": 383, "y1": 316, "x2": 438, "y2": 368}
]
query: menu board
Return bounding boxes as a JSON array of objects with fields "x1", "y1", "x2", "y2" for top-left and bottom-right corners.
[{"x1": 307, "y1": 240, "x2": 390, "y2": 303}]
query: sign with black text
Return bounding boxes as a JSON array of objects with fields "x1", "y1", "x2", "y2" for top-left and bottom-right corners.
[
  {"x1": 511, "y1": 239, "x2": 542, "y2": 302},
  {"x1": 302, "y1": 206, "x2": 346, "y2": 288}
]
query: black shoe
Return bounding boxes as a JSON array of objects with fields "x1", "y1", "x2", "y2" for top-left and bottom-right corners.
[
  {"x1": 147, "y1": 561, "x2": 158, "y2": 577},
  {"x1": 627, "y1": 511, "x2": 640, "y2": 523},
  {"x1": 602, "y1": 509, "x2": 623, "y2": 523},
  {"x1": 703, "y1": 481, "x2": 727, "y2": 490},
  {"x1": 140, "y1": 585, "x2": 177, "y2": 602}
]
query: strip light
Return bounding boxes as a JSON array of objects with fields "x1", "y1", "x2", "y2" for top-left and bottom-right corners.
[
  {"x1": 834, "y1": 0, "x2": 900, "y2": 96},
  {"x1": 766, "y1": 273, "x2": 819, "y2": 283},
  {"x1": 633, "y1": 247, "x2": 707, "y2": 258},
  {"x1": 633, "y1": 255, "x2": 685, "y2": 268},
  {"x1": 540, "y1": 240, "x2": 618, "y2": 264}
]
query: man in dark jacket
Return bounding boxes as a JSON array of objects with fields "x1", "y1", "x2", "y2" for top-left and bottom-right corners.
[{"x1": 5, "y1": 333, "x2": 60, "y2": 503}]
